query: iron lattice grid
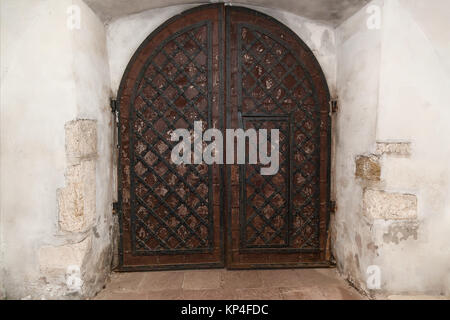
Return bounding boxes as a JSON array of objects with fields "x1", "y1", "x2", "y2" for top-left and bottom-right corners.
[
  {"x1": 237, "y1": 24, "x2": 321, "y2": 250},
  {"x1": 129, "y1": 22, "x2": 215, "y2": 255}
]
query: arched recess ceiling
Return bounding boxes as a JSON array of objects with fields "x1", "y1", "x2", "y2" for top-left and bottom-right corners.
[{"x1": 84, "y1": 0, "x2": 370, "y2": 26}]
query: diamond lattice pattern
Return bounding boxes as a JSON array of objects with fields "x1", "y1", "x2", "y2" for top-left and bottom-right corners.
[
  {"x1": 240, "y1": 26, "x2": 321, "y2": 249},
  {"x1": 130, "y1": 24, "x2": 213, "y2": 253}
]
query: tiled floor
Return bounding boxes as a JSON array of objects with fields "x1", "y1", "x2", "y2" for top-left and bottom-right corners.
[{"x1": 94, "y1": 268, "x2": 366, "y2": 300}]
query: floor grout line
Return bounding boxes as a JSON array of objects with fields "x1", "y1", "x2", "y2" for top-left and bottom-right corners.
[{"x1": 95, "y1": 268, "x2": 365, "y2": 300}]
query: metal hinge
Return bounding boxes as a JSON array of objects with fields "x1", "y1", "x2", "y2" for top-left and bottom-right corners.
[
  {"x1": 110, "y1": 98, "x2": 117, "y2": 113},
  {"x1": 112, "y1": 202, "x2": 120, "y2": 215},
  {"x1": 110, "y1": 99, "x2": 119, "y2": 124},
  {"x1": 329, "y1": 99, "x2": 338, "y2": 115},
  {"x1": 330, "y1": 201, "x2": 337, "y2": 214}
]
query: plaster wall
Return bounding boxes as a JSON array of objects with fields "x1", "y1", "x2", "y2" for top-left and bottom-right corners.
[
  {"x1": 0, "y1": 0, "x2": 114, "y2": 299},
  {"x1": 334, "y1": 0, "x2": 450, "y2": 296},
  {"x1": 333, "y1": 0, "x2": 383, "y2": 291},
  {"x1": 1, "y1": 0, "x2": 77, "y2": 299},
  {"x1": 374, "y1": 0, "x2": 450, "y2": 295},
  {"x1": 70, "y1": 0, "x2": 116, "y2": 298},
  {"x1": 85, "y1": 0, "x2": 371, "y2": 26}
]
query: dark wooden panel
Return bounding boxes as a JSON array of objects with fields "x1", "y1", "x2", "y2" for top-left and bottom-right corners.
[
  {"x1": 225, "y1": 6, "x2": 331, "y2": 268},
  {"x1": 117, "y1": 4, "x2": 331, "y2": 271},
  {"x1": 117, "y1": 4, "x2": 225, "y2": 270}
]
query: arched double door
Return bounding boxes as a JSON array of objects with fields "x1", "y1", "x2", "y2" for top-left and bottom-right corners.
[{"x1": 117, "y1": 4, "x2": 331, "y2": 270}]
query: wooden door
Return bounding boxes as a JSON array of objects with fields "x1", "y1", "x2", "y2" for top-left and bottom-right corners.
[
  {"x1": 117, "y1": 4, "x2": 331, "y2": 271},
  {"x1": 225, "y1": 7, "x2": 331, "y2": 268},
  {"x1": 117, "y1": 5, "x2": 225, "y2": 270}
]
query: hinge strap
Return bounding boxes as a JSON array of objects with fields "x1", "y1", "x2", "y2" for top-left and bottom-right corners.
[
  {"x1": 329, "y1": 99, "x2": 338, "y2": 115},
  {"x1": 110, "y1": 99, "x2": 119, "y2": 125}
]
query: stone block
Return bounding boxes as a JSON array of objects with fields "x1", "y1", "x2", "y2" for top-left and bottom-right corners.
[
  {"x1": 355, "y1": 155, "x2": 381, "y2": 181},
  {"x1": 65, "y1": 119, "x2": 97, "y2": 163},
  {"x1": 58, "y1": 160, "x2": 96, "y2": 233},
  {"x1": 39, "y1": 237, "x2": 91, "y2": 276},
  {"x1": 363, "y1": 189, "x2": 417, "y2": 220},
  {"x1": 376, "y1": 142, "x2": 411, "y2": 156}
]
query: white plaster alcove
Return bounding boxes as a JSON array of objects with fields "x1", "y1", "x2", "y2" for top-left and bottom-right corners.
[{"x1": 1, "y1": 0, "x2": 449, "y2": 299}]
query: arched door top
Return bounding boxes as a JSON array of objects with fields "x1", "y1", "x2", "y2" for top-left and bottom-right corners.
[{"x1": 117, "y1": 4, "x2": 331, "y2": 271}]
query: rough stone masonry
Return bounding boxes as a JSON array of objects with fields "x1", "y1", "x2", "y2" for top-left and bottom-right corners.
[{"x1": 39, "y1": 120, "x2": 98, "y2": 298}]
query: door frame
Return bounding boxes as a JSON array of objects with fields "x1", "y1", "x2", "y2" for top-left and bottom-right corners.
[{"x1": 115, "y1": 3, "x2": 332, "y2": 272}]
